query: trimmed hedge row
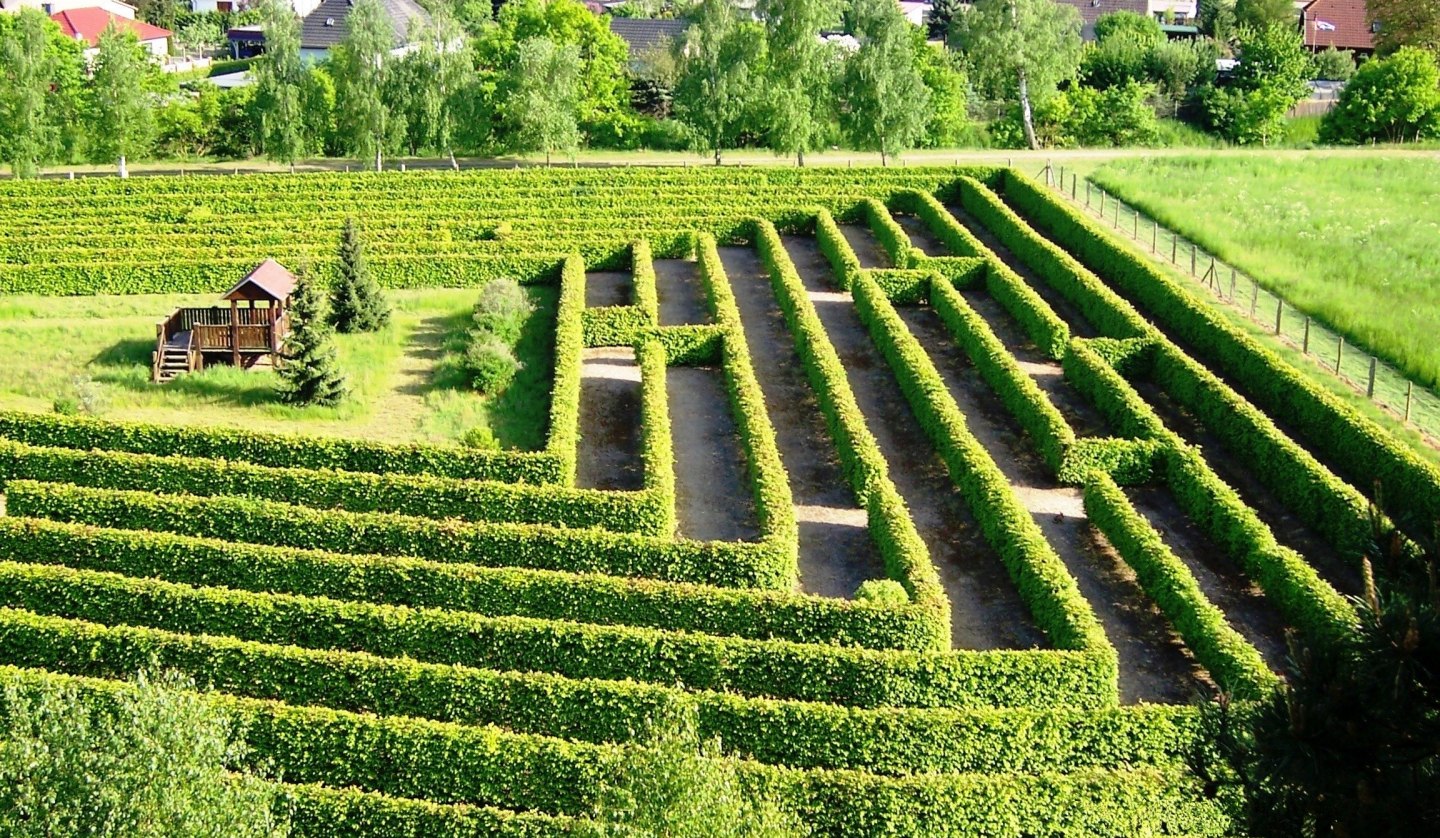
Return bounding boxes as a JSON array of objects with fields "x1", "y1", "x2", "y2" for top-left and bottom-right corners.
[
  {"x1": 1001, "y1": 171, "x2": 1440, "y2": 548},
  {"x1": 956, "y1": 177, "x2": 1150, "y2": 341},
  {"x1": 0, "y1": 665, "x2": 1233, "y2": 837},
  {"x1": 0, "y1": 410, "x2": 563, "y2": 484},
  {"x1": 1161, "y1": 448, "x2": 1358, "y2": 644},
  {"x1": 1083, "y1": 474, "x2": 1278, "y2": 697},
  {"x1": 635, "y1": 339, "x2": 678, "y2": 540},
  {"x1": 858, "y1": 197, "x2": 920, "y2": 268},
  {"x1": 0, "y1": 562, "x2": 1107, "y2": 710},
  {"x1": 581, "y1": 243, "x2": 652, "y2": 347},
  {"x1": 4, "y1": 480, "x2": 789, "y2": 590},
  {"x1": 1150, "y1": 343, "x2": 1375, "y2": 561},
  {"x1": 754, "y1": 218, "x2": 953, "y2": 643},
  {"x1": 549, "y1": 254, "x2": 586, "y2": 486},
  {"x1": 844, "y1": 267, "x2": 1114, "y2": 669},
  {"x1": 1061, "y1": 339, "x2": 1170, "y2": 440},
  {"x1": 0, "y1": 438, "x2": 667, "y2": 536},
  {"x1": 0, "y1": 604, "x2": 1205, "y2": 776},
  {"x1": 0, "y1": 517, "x2": 928, "y2": 651},
  {"x1": 695, "y1": 233, "x2": 807, "y2": 601}
]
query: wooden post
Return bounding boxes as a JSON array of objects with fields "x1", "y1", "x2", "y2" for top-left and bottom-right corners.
[
  {"x1": 1250, "y1": 281, "x2": 1259, "y2": 315},
  {"x1": 230, "y1": 299, "x2": 240, "y2": 368},
  {"x1": 1405, "y1": 381, "x2": 1414, "y2": 422},
  {"x1": 1113, "y1": 201, "x2": 1120, "y2": 227},
  {"x1": 1209, "y1": 257, "x2": 1216, "y2": 290},
  {"x1": 1086, "y1": 181, "x2": 1091, "y2": 208},
  {"x1": 1099, "y1": 190, "x2": 1105, "y2": 216},
  {"x1": 1190, "y1": 243, "x2": 1197, "y2": 276},
  {"x1": 1132, "y1": 210, "x2": 1138, "y2": 239},
  {"x1": 1171, "y1": 236, "x2": 1177, "y2": 264},
  {"x1": 1229, "y1": 268, "x2": 1237, "y2": 300},
  {"x1": 1274, "y1": 298, "x2": 1283, "y2": 334},
  {"x1": 1151, "y1": 220, "x2": 1157, "y2": 252},
  {"x1": 1336, "y1": 337, "x2": 1344, "y2": 373},
  {"x1": 1303, "y1": 317, "x2": 1311, "y2": 353},
  {"x1": 1367, "y1": 357, "x2": 1378, "y2": 397}
]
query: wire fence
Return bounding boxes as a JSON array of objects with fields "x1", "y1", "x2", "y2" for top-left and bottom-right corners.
[{"x1": 1042, "y1": 164, "x2": 1440, "y2": 447}]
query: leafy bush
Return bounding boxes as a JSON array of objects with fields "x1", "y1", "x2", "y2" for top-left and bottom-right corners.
[
  {"x1": 1198, "y1": 24, "x2": 1311, "y2": 145},
  {"x1": 473, "y1": 278, "x2": 534, "y2": 344},
  {"x1": 1320, "y1": 47, "x2": 1440, "y2": 144},
  {"x1": 466, "y1": 337, "x2": 521, "y2": 395},
  {"x1": 1311, "y1": 46, "x2": 1356, "y2": 81},
  {"x1": 0, "y1": 669, "x2": 287, "y2": 838}
]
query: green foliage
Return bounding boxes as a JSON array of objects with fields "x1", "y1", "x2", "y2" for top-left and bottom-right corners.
[
  {"x1": 473, "y1": 278, "x2": 535, "y2": 344},
  {"x1": 331, "y1": 217, "x2": 392, "y2": 333},
  {"x1": 995, "y1": 82, "x2": 1162, "y2": 148},
  {"x1": 253, "y1": 0, "x2": 305, "y2": 165},
  {"x1": 672, "y1": 0, "x2": 765, "y2": 164},
  {"x1": 1200, "y1": 24, "x2": 1311, "y2": 145},
  {"x1": 466, "y1": 337, "x2": 521, "y2": 394},
  {"x1": 1235, "y1": 0, "x2": 1296, "y2": 29},
  {"x1": 0, "y1": 669, "x2": 288, "y2": 837},
  {"x1": 1321, "y1": 47, "x2": 1440, "y2": 143},
  {"x1": 333, "y1": 0, "x2": 393, "y2": 169},
  {"x1": 279, "y1": 274, "x2": 350, "y2": 407},
  {"x1": 0, "y1": 10, "x2": 61, "y2": 178},
  {"x1": 1094, "y1": 10, "x2": 1165, "y2": 45},
  {"x1": 1367, "y1": 0, "x2": 1440, "y2": 58},
  {"x1": 509, "y1": 36, "x2": 582, "y2": 163},
  {"x1": 759, "y1": 0, "x2": 840, "y2": 164},
  {"x1": 87, "y1": 27, "x2": 156, "y2": 175},
  {"x1": 594, "y1": 716, "x2": 805, "y2": 838},
  {"x1": 1311, "y1": 45, "x2": 1356, "y2": 80},
  {"x1": 912, "y1": 34, "x2": 972, "y2": 148},
  {"x1": 839, "y1": 0, "x2": 929, "y2": 164}
]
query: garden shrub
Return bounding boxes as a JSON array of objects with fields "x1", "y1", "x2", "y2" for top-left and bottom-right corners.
[
  {"x1": 472, "y1": 278, "x2": 534, "y2": 344},
  {"x1": 466, "y1": 337, "x2": 521, "y2": 395}
]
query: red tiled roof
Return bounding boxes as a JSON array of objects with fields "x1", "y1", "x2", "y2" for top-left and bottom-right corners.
[
  {"x1": 224, "y1": 259, "x2": 298, "y2": 303},
  {"x1": 1301, "y1": 0, "x2": 1375, "y2": 51},
  {"x1": 50, "y1": 8, "x2": 172, "y2": 49}
]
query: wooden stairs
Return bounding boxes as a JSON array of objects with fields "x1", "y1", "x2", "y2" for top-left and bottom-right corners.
[{"x1": 153, "y1": 332, "x2": 196, "y2": 384}]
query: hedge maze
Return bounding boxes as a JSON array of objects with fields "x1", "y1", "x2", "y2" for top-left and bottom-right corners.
[{"x1": 1, "y1": 166, "x2": 1432, "y2": 835}]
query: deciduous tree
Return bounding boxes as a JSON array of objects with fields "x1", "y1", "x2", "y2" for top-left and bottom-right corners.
[
  {"x1": 334, "y1": 0, "x2": 393, "y2": 171},
  {"x1": 1321, "y1": 47, "x2": 1440, "y2": 143},
  {"x1": 760, "y1": 0, "x2": 839, "y2": 165},
  {"x1": 0, "y1": 9, "x2": 60, "y2": 178},
  {"x1": 394, "y1": 6, "x2": 470, "y2": 164},
  {"x1": 1235, "y1": 0, "x2": 1296, "y2": 29},
  {"x1": 672, "y1": 0, "x2": 765, "y2": 164},
  {"x1": 253, "y1": 0, "x2": 305, "y2": 166},
  {"x1": 87, "y1": 26, "x2": 156, "y2": 178},
  {"x1": 1368, "y1": 0, "x2": 1440, "y2": 58},
  {"x1": 839, "y1": 0, "x2": 929, "y2": 165},
  {"x1": 952, "y1": 0, "x2": 1083, "y2": 150},
  {"x1": 1200, "y1": 23, "x2": 1311, "y2": 144},
  {"x1": 508, "y1": 36, "x2": 582, "y2": 165}
]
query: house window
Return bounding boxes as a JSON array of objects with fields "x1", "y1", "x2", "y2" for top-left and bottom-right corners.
[
  {"x1": 1371, "y1": 21, "x2": 1382, "y2": 33},
  {"x1": 42, "y1": 3, "x2": 53, "y2": 13}
]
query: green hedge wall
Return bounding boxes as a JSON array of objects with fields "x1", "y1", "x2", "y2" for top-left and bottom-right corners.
[
  {"x1": 0, "y1": 439, "x2": 667, "y2": 536},
  {"x1": 549, "y1": 255, "x2": 586, "y2": 486},
  {"x1": 0, "y1": 516, "x2": 929, "y2": 652},
  {"x1": 635, "y1": 339, "x2": 678, "y2": 540},
  {"x1": 755, "y1": 218, "x2": 953, "y2": 643},
  {"x1": 4, "y1": 480, "x2": 790, "y2": 590},
  {"x1": 1083, "y1": 474, "x2": 1278, "y2": 697},
  {"x1": 0, "y1": 665, "x2": 1234, "y2": 837},
  {"x1": 0, "y1": 410, "x2": 562, "y2": 484},
  {"x1": 1001, "y1": 171, "x2": 1440, "y2": 551},
  {"x1": 581, "y1": 244, "x2": 650, "y2": 348},
  {"x1": 0, "y1": 603, "x2": 1204, "y2": 777}
]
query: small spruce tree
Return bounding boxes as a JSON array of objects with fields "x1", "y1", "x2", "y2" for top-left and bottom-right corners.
[
  {"x1": 280, "y1": 273, "x2": 349, "y2": 407},
  {"x1": 330, "y1": 217, "x2": 390, "y2": 333}
]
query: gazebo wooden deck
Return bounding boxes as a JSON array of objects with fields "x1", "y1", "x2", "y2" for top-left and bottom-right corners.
[{"x1": 153, "y1": 259, "x2": 297, "y2": 383}]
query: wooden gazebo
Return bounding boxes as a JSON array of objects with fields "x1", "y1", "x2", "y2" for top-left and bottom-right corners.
[{"x1": 153, "y1": 259, "x2": 297, "y2": 383}]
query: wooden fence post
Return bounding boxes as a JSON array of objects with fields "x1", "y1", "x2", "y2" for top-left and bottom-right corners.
[
  {"x1": 1151, "y1": 220, "x2": 1158, "y2": 252},
  {"x1": 1274, "y1": 298, "x2": 1283, "y2": 334},
  {"x1": 1405, "y1": 382, "x2": 1414, "y2": 422},
  {"x1": 1071, "y1": 174, "x2": 1078, "y2": 200},
  {"x1": 1229, "y1": 268, "x2": 1237, "y2": 300},
  {"x1": 1099, "y1": 189, "x2": 1105, "y2": 215},
  {"x1": 1190, "y1": 243, "x2": 1197, "y2": 276},
  {"x1": 1367, "y1": 357, "x2": 1378, "y2": 397},
  {"x1": 1132, "y1": 210, "x2": 1138, "y2": 239},
  {"x1": 1336, "y1": 337, "x2": 1344, "y2": 374},
  {"x1": 1171, "y1": 236, "x2": 1178, "y2": 263},
  {"x1": 1250, "y1": 281, "x2": 1259, "y2": 315},
  {"x1": 1086, "y1": 181, "x2": 1092, "y2": 207},
  {"x1": 1303, "y1": 317, "x2": 1310, "y2": 353}
]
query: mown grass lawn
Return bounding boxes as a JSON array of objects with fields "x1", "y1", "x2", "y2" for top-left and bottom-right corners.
[
  {"x1": 1090, "y1": 155, "x2": 1440, "y2": 389},
  {"x1": 0, "y1": 287, "x2": 556, "y2": 448}
]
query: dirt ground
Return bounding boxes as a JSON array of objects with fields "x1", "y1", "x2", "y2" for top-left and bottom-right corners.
[
  {"x1": 840, "y1": 225, "x2": 889, "y2": 270},
  {"x1": 900, "y1": 305, "x2": 1203, "y2": 699},
  {"x1": 655, "y1": 259, "x2": 712, "y2": 326},
  {"x1": 895, "y1": 215, "x2": 949, "y2": 259},
  {"x1": 784, "y1": 232, "x2": 1047, "y2": 650},
  {"x1": 586, "y1": 271, "x2": 634, "y2": 308},
  {"x1": 667, "y1": 366, "x2": 760, "y2": 543},
  {"x1": 1126, "y1": 485, "x2": 1293, "y2": 673},
  {"x1": 577, "y1": 347, "x2": 645, "y2": 491},
  {"x1": 718, "y1": 246, "x2": 885, "y2": 598}
]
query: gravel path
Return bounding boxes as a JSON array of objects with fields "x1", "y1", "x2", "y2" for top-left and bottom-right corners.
[
  {"x1": 655, "y1": 259, "x2": 711, "y2": 326},
  {"x1": 576, "y1": 347, "x2": 644, "y2": 491},
  {"x1": 719, "y1": 246, "x2": 883, "y2": 598},
  {"x1": 586, "y1": 271, "x2": 633, "y2": 308},
  {"x1": 784, "y1": 233, "x2": 1045, "y2": 650},
  {"x1": 667, "y1": 366, "x2": 760, "y2": 542}
]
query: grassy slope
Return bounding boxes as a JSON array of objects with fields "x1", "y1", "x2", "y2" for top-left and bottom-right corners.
[
  {"x1": 0, "y1": 287, "x2": 556, "y2": 449},
  {"x1": 1090, "y1": 155, "x2": 1440, "y2": 388}
]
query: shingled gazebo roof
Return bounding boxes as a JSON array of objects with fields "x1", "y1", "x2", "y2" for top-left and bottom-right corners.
[{"x1": 223, "y1": 259, "x2": 298, "y2": 303}]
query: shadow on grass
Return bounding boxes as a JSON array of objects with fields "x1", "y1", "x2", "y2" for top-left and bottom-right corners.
[
  {"x1": 95, "y1": 358, "x2": 282, "y2": 408},
  {"x1": 91, "y1": 339, "x2": 155, "y2": 368},
  {"x1": 487, "y1": 286, "x2": 558, "y2": 451}
]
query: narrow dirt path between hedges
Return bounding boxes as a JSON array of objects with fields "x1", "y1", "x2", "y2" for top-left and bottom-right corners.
[
  {"x1": 655, "y1": 259, "x2": 711, "y2": 326},
  {"x1": 900, "y1": 304, "x2": 1202, "y2": 701},
  {"x1": 840, "y1": 224, "x2": 889, "y2": 270},
  {"x1": 896, "y1": 208, "x2": 1109, "y2": 436},
  {"x1": 945, "y1": 204, "x2": 1101, "y2": 339},
  {"x1": 719, "y1": 246, "x2": 883, "y2": 599},
  {"x1": 1133, "y1": 379, "x2": 1363, "y2": 597},
  {"x1": 667, "y1": 366, "x2": 760, "y2": 543},
  {"x1": 586, "y1": 271, "x2": 633, "y2": 308},
  {"x1": 783, "y1": 233, "x2": 1045, "y2": 651},
  {"x1": 577, "y1": 347, "x2": 645, "y2": 492},
  {"x1": 1125, "y1": 484, "x2": 1292, "y2": 674}
]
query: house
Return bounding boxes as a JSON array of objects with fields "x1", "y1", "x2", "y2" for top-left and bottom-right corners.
[
  {"x1": 1056, "y1": 0, "x2": 1199, "y2": 40},
  {"x1": 1299, "y1": 0, "x2": 1375, "y2": 53},
  {"x1": 297, "y1": 0, "x2": 429, "y2": 62},
  {"x1": 50, "y1": 6, "x2": 171, "y2": 58},
  {"x1": 607, "y1": 16, "x2": 687, "y2": 57}
]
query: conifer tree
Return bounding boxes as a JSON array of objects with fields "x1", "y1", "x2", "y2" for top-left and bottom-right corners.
[
  {"x1": 280, "y1": 273, "x2": 349, "y2": 406},
  {"x1": 330, "y1": 217, "x2": 390, "y2": 333}
]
